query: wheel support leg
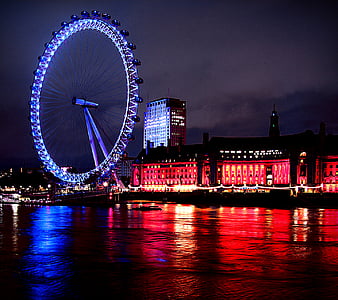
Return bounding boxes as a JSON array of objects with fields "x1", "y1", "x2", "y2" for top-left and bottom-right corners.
[
  {"x1": 85, "y1": 109, "x2": 109, "y2": 157},
  {"x1": 84, "y1": 107, "x2": 99, "y2": 167}
]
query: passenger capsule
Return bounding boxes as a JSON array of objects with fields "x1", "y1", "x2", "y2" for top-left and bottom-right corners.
[
  {"x1": 135, "y1": 96, "x2": 143, "y2": 103},
  {"x1": 127, "y1": 42, "x2": 136, "y2": 50},
  {"x1": 61, "y1": 21, "x2": 68, "y2": 27},
  {"x1": 102, "y1": 13, "x2": 111, "y2": 20},
  {"x1": 91, "y1": 10, "x2": 100, "y2": 17},
  {"x1": 112, "y1": 19, "x2": 121, "y2": 26},
  {"x1": 120, "y1": 30, "x2": 129, "y2": 36},
  {"x1": 127, "y1": 134, "x2": 135, "y2": 141},
  {"x1": 135, "y1": 77, "x2": 144, "y2": 84},
  {"x1": 131, "y1": 115, "x2": 140, "y2": 122},
  {"x1": 132, "y1": 59, "x2": 141, "y2": 66},
  {"x1": 81, "y1": 11, "x2": 90, "y2": 17},
  {"x1": 71, "y1": 15, "x2": 79, "y2": 21}
]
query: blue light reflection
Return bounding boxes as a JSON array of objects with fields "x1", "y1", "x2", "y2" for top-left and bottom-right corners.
[{"x1": 22, "y1": 206, "x2": 73, "y2": 299}]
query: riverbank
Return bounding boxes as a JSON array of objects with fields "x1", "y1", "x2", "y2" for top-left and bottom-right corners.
[
  {"x1": 3, "y1": 190, "x2": 337, "y2": 209},
  {"x1": 45, "y1": 190, "x2": 338, "y2": 209}
]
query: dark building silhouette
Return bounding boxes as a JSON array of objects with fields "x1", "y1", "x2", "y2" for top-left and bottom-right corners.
[{"x1": 269, "y1": 104, "x2": 280, "y2": 137}]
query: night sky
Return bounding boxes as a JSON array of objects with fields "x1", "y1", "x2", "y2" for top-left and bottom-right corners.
[{"x1": 1, "y1": 0, "x2": 337, "y2": 169}]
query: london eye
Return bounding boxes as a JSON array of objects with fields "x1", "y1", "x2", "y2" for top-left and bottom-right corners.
[{"x1": 30, "y1": 10, "x2": 143, "y2": 184}]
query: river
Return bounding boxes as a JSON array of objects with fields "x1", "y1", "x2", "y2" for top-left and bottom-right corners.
[{"x1": 1, "y1": 202, "x2": 338, "y2": 299}]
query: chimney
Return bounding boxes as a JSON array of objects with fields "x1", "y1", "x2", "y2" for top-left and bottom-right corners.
[
  {"x1": 203, "y1": 132, "x2": 209, "y2": 145},
  {"x1": 146, "y1": 140, "x2": 151, "y2": 155}
]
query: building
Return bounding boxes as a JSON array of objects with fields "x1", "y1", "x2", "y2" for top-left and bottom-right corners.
[
  {"x1": 115, "y1": 153, "x2": 135, "y2": 186},
  {"x1": 132, "y1": 108, "x2": 338, "y2": 193},
  {"x1": 320, "y1": 133, "x2": 338, "y2": 193},
  {"x1": 132, "y1": 130, "x2": 338, "y2": 193},
  {"x1": 269, "y1": 104, "x2": 280, "y2": 137},
  {"x1": 132, "y1": 144, "x2": 203, "y2": 192},
  {"x1": 143, "y1": 98, "x2": 186, "y2": 149}
]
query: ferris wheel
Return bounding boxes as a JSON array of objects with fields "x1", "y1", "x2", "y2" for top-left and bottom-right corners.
[{"x1": 30, "y1": 10, "x2": 143, "y2": 184}]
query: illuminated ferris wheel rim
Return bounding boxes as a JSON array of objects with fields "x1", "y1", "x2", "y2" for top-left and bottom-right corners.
[{"x1": 30, "y1": 11, "x2": 143, "y2": 184}]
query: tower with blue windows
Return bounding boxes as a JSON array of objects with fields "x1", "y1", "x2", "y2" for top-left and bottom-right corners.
[{"x1": 143, "y1": 98, "x2": 186, "y2": 149}]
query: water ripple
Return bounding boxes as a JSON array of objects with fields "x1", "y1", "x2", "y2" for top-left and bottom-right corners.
[{"x1": 0, "y1": 204, "x2": 337, "y2": 299}]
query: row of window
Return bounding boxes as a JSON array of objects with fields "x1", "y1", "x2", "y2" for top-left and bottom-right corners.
[
  {"x1": 144, "y1": 164, "x2": 197, "y2": 168},
  {"x1": 143, "y1": 179, "x2": 196, "y2": 185},
  {"x1": 143, "y1": 174, "x2": 197, "y2": 180},
  {"x1": 220, "y1": 149, "x2": 283, "y2": 155},
  {"x1": 323, "y1": 183, "x2": 338, "y2": 192},
  {"x1": 325, "y1": 165, "x2": 338, "y2": 169}
]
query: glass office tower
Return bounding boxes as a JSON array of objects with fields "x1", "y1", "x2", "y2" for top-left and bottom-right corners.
[{"x1": 143, "y1": 98, "x2": 186, "y2": 149}]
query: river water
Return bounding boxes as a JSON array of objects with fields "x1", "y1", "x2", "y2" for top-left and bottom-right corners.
[{"x1": 1, "y1": 202, "x2": 338, "y2": 299}]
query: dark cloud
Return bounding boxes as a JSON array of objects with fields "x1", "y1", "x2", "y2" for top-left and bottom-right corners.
[
  {"x1": 278, "y1": 91, "x2": 338, "y2": 134},
  {"x1": 1, "y1": 0, "x2": 337, "y2": 168}
]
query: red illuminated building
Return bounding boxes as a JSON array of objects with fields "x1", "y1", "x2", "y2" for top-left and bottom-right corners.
[
  {"x1": 132, "y1": 109, "x2": 338, "y2": 193},
  {"x1": 132, "y1": 144, "x2": 203, "y2": 192}
]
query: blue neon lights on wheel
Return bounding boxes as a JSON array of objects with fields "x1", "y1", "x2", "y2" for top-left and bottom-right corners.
[{"x1": 30, "y1": 11, "x2": 143, "y2": 184}]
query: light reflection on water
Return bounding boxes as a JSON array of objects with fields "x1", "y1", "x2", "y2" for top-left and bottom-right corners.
[
  {"x1": 22, "y1": 206, "x2": 74, "y2": 299},
  {"x1": 0, "y1": 203, "x2": 338, "y2": 299}
]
